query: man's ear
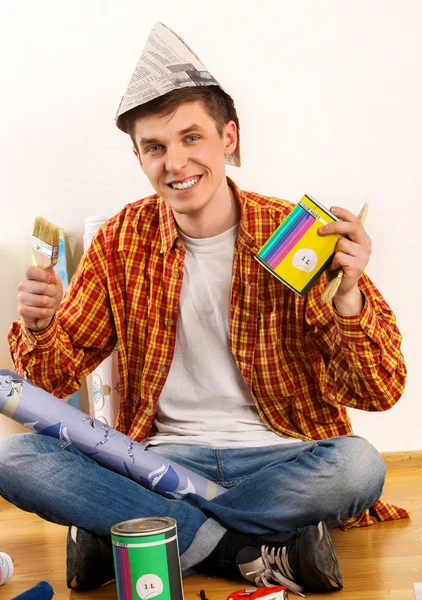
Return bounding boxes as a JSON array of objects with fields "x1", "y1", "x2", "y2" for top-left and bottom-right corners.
[
  {"x1": 223, "y1": 121, "x2": 238, "y2": 157},
  {"x1": 133, "y1": 146, "x2": 144, "y2": 171}
]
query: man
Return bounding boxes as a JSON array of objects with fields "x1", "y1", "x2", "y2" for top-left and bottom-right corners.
[{"x1": 1, "y1": 23, "x2": 406, "y2": 595}]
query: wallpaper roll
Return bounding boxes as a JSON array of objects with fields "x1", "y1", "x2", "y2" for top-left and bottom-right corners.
[{"x1": 0, "y1": 370, "x2": 224, "y2": 500}]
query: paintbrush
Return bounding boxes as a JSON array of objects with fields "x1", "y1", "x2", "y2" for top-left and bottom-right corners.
[
  {"x1": 321, "y1": 203, "x2": 369, "y2": 304},
  {"x1": 32, "y1": 216, "x2": 60, "y2": 269},
  {"x1": 31, "y1": 216, "x2": 60, "y2": 329}
]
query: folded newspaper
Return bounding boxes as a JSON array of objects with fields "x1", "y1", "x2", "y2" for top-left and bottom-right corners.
[
  {"x1": 0, "y1": 370, "x2": 224, "y2": 500},
  {"x1": 115, "y1": 22, "x2": 240, "y2": 166}
]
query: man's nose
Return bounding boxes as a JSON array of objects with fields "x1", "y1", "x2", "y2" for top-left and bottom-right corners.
[{"x1": 165, "y1": 144, "x2": 188, "y2": 173}]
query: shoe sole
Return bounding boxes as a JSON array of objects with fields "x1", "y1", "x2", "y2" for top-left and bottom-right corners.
[{"x1": 298, "y1": 521, "x2": 343, "y2": 592}]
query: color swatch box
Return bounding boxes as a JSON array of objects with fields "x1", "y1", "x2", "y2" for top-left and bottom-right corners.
[{"x1": 255, "y1": 194, "x2": 340, "y2": 296}]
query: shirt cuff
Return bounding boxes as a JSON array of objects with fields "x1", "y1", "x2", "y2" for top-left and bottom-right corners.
[
  {"x1": 23, "y1": 317, "x2": 58, "y2": 350},
  {"x1": 334, "y1": 293, "x2": 380, "y2": 344}
]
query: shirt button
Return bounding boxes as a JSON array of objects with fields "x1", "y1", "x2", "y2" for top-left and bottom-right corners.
[
  {"x1": 166, "y1": 319, "x2": 174, "y2": 327},
  {"x1": 145, "y1": 408, "x2": 153, "y2": 417},
  {"x1": 175, "y1": 240, "x2": 182, "y2": 249},
  {"x1": 159, "y1": 366, "x2": 167, "y2": 373},
  {"x1": 172, "y1": 271, "x2": 180, "y2": 279}
]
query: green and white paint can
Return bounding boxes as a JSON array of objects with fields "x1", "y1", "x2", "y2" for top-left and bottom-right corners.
[{"x1": 111, "y1": 517, "x2": 184, "y2": 600}]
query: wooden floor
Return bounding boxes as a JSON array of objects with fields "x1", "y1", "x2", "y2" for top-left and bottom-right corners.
[{"x1": 1, "y1": 467, "x2": 421, "y2": 600}]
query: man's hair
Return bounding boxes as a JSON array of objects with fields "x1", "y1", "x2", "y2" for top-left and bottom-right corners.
[{"x1": 117, "y1": 85, "x2": 240, "y2": 165}]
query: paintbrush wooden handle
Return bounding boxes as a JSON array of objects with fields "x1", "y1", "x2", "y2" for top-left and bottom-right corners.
[
  {"x1": 32, "y1": 249, "x2": 56, "y2": 270},
  {"x1": 356, "y1": 203, "x2": 369, "y2": 224}
]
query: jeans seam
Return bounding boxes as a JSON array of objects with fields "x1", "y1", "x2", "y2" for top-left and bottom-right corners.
[
  {"x1": 219, "y1": 479, "x2": 242, "y2": 487},
  {"x1": 214, "y1": 449, "x2": 224, "y2": 485}
]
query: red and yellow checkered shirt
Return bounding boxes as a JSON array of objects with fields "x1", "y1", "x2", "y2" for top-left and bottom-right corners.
[
  {"x1": 9, "y1": 178, "x2": 408, "y2": 526},
  {"x1": 9, "y1": 177, "x2": 407, "y2": 437}
]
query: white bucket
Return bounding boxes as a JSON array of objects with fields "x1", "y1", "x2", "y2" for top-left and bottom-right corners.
[{"x1": 83, "y1": 216, "x2": 108, "y2": 251}]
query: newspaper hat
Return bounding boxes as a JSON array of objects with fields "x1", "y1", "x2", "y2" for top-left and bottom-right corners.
[{"x1": 115, "y1": 22, "x2": 240, "y2": 167}]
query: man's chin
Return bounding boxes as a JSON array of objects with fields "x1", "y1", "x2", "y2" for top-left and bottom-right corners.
[
  {"x1": 169, "y1": 204, "x2": 200, "y2": 216},
  {"x1": 162, "y1": 192, "x2": 204, "y2": 214}
]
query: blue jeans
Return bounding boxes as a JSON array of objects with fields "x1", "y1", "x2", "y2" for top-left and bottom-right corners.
[{"x1": 0, "y1": 433, "x2": 386, "y2": 572}]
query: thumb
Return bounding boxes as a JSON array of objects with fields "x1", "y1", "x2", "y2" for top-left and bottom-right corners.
[
  {"x1": 47, "y1": 269, "x2": 64, "y2": 302},
  {"x1": 53, "y1": 270, "x2": 62, "y2": 286}
]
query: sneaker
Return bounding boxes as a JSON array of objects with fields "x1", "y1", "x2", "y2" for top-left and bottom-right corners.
[
  {"x1": 66, "y1": 525, "x2": 115, "y2": 591},
  {"x1": 237, "y1": 521, "x2": 343, "y2": 595}
]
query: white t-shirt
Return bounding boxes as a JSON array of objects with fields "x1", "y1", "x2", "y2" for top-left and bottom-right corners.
[{"x1": 145, "y1": 224, "x2": 302, "y2": 448}]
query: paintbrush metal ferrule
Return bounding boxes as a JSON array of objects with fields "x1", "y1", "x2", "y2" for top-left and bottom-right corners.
[{"x1": 31, "y1": 236, "x2": 59, "y2": 261}]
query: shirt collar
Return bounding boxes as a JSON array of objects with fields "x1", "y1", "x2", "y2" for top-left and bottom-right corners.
[
  {"x1": 158, "y1": 176, "x2": 260, "y2": 254},
  {"x1": 158, "y1": 196, "x2": 178, "y2": 253}
]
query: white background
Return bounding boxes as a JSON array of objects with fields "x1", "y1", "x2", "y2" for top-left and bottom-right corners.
[{"x1": 0, "y1": 0, "x2": 420, "y2": 451}]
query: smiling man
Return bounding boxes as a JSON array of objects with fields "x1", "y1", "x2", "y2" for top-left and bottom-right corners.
[{"x1": 2, "y1": 22, "x2": 406, "y2": 595}]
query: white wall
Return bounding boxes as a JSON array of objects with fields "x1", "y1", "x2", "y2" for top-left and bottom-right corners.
[{"x1": 0, "y1": 0, "x2": 420, "y2": 451}]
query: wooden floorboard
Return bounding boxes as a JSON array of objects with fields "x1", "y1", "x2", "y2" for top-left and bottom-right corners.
[
  {"x1": 0, "y1": 467, "x2": 421, "y2": 599},
  {"x1": 382, "y1": 451, "x2": 422, "y2": 471}
]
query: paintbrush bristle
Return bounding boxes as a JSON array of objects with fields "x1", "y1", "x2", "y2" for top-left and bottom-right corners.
[{"x1": 33, "y1": 216, "x2": 60, "y2": 248}]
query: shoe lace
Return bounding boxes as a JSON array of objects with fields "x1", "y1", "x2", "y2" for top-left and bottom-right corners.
[{"x1": 247, "y1": 545, "x2": 306, "y2": 597}]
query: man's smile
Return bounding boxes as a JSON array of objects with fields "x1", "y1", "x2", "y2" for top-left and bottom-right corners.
[{"x1": 168, "y1": 176, "x2": 202, "y2": 190}]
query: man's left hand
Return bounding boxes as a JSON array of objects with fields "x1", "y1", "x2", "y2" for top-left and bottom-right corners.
[{"x1": 319, "y1": 206, "x2": 371, "y2": 315}]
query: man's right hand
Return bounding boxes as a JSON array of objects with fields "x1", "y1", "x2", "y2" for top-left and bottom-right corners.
[{"x1": 17, "y1": 266, "x2": 63, "y2": 331}]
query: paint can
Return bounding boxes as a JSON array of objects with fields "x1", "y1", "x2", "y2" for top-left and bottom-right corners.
[
  {"x1": 111, "y1": 517, "x2": 184, "y2": 600},
  {"x1": 0, "y1": 551, "x2": 14, "y2": 586}
]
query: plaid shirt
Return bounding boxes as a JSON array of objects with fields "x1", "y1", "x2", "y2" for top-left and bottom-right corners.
[
  {"x1": 9, "y1": 177, "x2": 409, "y2": 526},
  {"x1": 9, "y1": 177, "x2": 406, "y2": 436}
]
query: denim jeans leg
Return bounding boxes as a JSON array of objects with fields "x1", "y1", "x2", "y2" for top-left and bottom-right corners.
[
  {"x1": 0, "y1": 433, "x2": 386, "y2": 572},
  {"x1": 0, "y1": 433, "x2": 215, "y2": 558},
  {"x1": 180, "y1": 435, "x2": 387, "y2": 534}
]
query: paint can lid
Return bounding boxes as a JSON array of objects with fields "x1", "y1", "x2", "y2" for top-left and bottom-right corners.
[{"x1": 111, "y1": 517, "x2": 176, "y2": 537}]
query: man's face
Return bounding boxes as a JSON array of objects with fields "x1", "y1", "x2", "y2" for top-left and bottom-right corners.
[{"x1": 132, "y1": 100, "x2": 237, "y2": 219}]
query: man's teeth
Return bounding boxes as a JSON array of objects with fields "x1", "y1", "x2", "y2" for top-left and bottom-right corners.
[{"x1": 171, "y1": 178, "x2": 199, "y2": 190}]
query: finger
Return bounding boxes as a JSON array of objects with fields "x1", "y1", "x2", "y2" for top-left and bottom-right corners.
[
  {"x1": 25, "y1": 265, "x2": 56, "y2": 284},
  {"x1": 331, "y1": 249, "x2": 368, "y2": 272},
  {"x1": 336, "y1": 232, "x2": 372, "y2": 257},
  {"x1": 330, "y1": 206, "x2": 362, "y2": 223},
  {"x1": 18, "y1": 290, "x2": 59, "y2": 309},
  {"x1": 330, "y1": 251, "x2": 357, "y2": 272},
  {"x1": 336, "y1": 237, "x2": 362, "y2": 257},
  {"x1": 53, "y1": 271, "x2": 62, "y2": 288},
  {"x1": 19, "y1": 305, "x2": 56, "y2": 319},
  {"x1": 320, "y1": 220, "x2": 370, "y2": 245},
  {"x1": 19, "y1": 307, "x2": 55, "y2": 330},
  {"x1": 18, "y1": 279, "x2": 60, "y2": 299}
]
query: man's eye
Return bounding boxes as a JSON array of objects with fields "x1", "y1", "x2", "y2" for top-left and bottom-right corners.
[
  {"x1": 148, "y1": 144, "x2": 163, "y2": 153},
  {"x1": 186, "y1": 135, "x2": 200, "y2": 142}
]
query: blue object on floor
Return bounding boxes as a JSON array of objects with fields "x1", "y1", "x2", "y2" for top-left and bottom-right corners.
[{"x1": 11, "y1": 581, "x2": 54, "y2": 599}]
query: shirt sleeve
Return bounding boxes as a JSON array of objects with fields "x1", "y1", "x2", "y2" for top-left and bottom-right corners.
[
  {"x1": 304, "y1": 273, "x2": 407, "y2": 411},
  {"x1": 8, "y1": 231, "x2": 117, "y2": 398}
]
